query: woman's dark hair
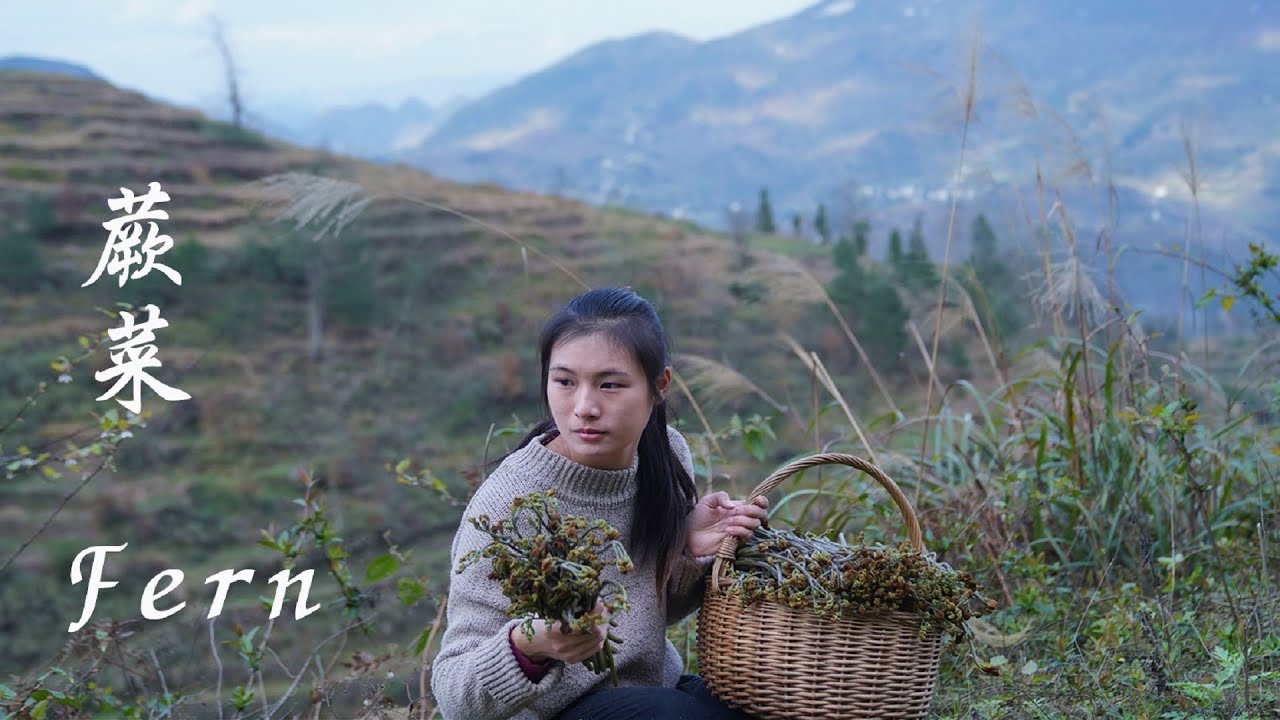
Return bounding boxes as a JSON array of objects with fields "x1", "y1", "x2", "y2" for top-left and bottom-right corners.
[{"x1": 514, "y1": 287, "x2": 698, "y2": 598}]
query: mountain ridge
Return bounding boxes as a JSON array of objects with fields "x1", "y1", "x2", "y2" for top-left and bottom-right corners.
[
  {"x1": 0, "y1": 55, "x2": 103, "y2": 81},
  {"x1": 400, "y1": 0, "x2": 1278, "y2": 247}
]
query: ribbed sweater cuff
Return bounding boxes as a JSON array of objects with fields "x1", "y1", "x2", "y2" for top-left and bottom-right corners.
[
  {"x1": 475, "y1": 619, "x2": 561, "y2": 709},
  {"x1": 509, "y1": 630, "x2": 555, "y2": 683}
]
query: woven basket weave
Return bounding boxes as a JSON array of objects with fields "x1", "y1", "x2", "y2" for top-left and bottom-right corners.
[{"x1": 697, "y1": 453, "x2": 942, "y2": 720}]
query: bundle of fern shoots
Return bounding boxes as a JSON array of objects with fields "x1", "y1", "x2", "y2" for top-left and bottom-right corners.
[
  {"x1": 720, "y1": 526, "x2": 997, "y2": 643},
  {"x1": 457, "y1": 490, "x2": 633, "y2": 684}
]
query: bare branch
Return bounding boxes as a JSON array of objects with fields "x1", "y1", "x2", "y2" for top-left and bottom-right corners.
[
  {"x1": 0, "y1": 456, "x2": 114, "y2": 578},
  {"x1": 210, "y1": 17, "x2": 243, "y2": 129},
  {"x1": 210, "y1": 620, "x2": 225, "y2": 720}
]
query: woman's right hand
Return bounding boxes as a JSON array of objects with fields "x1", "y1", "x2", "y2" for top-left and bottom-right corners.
[{"x1": 510, "y1": 600, "x2": 610, "y2": 663}]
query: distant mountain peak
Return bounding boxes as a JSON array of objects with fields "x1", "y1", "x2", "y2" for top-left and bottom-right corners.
[
  {"x1": 406, "y1": 0, "x2": 1276, "y2": 245},
  {"x1": 558, "y1": 30, "x2": 697, "y2": 67},
  {"x1": 0, "y1": 55, "x2": 103, "y2": 81},
  {"x1": 605, "y1": 29, "x2": 697, "y2": 48},
  {"x1": 819, "y1": 0, "x2": 858, "y2": 18}
]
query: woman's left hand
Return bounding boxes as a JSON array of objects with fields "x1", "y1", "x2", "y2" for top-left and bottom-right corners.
[{"x1": 685, "y1": 492, "x2": 770, "y2": 558}]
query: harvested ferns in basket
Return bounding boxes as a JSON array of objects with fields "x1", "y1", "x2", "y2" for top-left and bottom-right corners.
[
  {"x1": 722, "y1": 526, "x2": 997, "y2": 642},
  {"x1": 457, "y1": 490, "x2": 633, "y2": 684}
]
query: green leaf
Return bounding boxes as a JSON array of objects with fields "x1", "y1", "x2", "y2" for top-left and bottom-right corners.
[
  {"x1": 1170, "y1": 681, "x2": 1215, "y2": 702},
  {"x1": 30, "y1": 699, "x2": 49, "y2": 720},
  {"x1": 413, "y1": 628, "x2": 431, "y2": 656},
  {"x1": 1034, "y1": 421, "x2": 1048, "y2": 471},
  {"x1": 365, "y1": 554, "x2": 400, "y2": 583},
  {"x1": 396, "y1": 576, "x2": 425, "y2": 606},
  {"x1": 49, "y1": 692, "x2": 79, "y2": 709},
  {"x1": 1212, "y1": 646, "x2": 1242, "y2": 684},
  {"x1": 1020, "y1": 659, "x2": 1038, "y2": 676},
  {"x1": 743, "y1": 432, "x2": 765, "y2": 462},
  {"x1": 1193, "y1": 288, "x2": 1217, "y2": 309}
]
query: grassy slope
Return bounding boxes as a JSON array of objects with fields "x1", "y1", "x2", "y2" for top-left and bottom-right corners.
[
  {"x1": 8, "y1": 70, "x2": 1269, "y2": 719},
  {"x1": 0, "y1": 70, "x2": 983, "y2": 675}
]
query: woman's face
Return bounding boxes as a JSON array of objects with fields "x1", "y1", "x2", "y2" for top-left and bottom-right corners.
[{"x1": 545, "y1": 332, "x2": 668, "y2": 470}]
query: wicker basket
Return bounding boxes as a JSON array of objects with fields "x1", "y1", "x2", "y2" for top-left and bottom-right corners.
[{"x1": 697, "y1": 453, "x2": 942, "y2": 720}]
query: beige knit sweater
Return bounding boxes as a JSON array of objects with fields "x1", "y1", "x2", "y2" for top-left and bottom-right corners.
[{"x1": 430, "y1": 426, "x2": 712, "y2": 720}]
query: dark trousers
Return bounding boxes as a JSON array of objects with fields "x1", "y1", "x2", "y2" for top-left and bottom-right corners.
[{"x1": 555, "y1": 674, "x2": 757, "y2": 720}]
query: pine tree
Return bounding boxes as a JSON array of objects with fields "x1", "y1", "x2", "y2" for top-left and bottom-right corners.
[
  {"x1": 852, "y1": 220, "x2": 869, "y2": 257},
  {"x1": 904, "y1": 216, "x2": 937, "y2": 289},
  {"x1": 887, "y1": 228, "x2": 904, "y2": 270},
  {"x1": 791, "y1": 212, "x2": 802, "y2": 238},
  {"x1": 971, "y1": 213, "x2": 998, "y2": 273},
  {"x1": 860, "y1": 277, "x2": 910, "y2": 369},
  {"x1": 966, "y1": 213, "x2": 1021, "y2": 338},
  {"x1": 827, "y1": 222, "x2": 908, "y2": 373},
  {"x1": 829, "y1": 235, "x2": 864, "y2": 313},
  {"x1": 814, "y1": 204, "x2": 830, "y2": 244},
  {"x1": 755, "y1": 188, "x2": 776, "y2": 234}
]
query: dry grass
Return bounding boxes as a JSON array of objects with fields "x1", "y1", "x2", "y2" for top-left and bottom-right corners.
[
  {"x1": 777, "y1": 332, "x2": 879, "y2": 465},
  {"x1": 747, "y1": 251, "x2": 902, "y2": 420},
  {"x1": 1030, "y1": 254, "x2": 1110, "y2": 330},
  {"x1": 673, "y1": 353, "x2": 787, "y2": 414},
  {"x1": 917, "y1": 32, "x2": 981, "y2": 505},
  {"x1": 254, "y1": 172, "x2": 373, "y2": 244}
]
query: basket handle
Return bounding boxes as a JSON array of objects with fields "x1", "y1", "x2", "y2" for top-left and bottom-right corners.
[{"x1": 710, "y1": 453, "x2": 923, "y2": 591}]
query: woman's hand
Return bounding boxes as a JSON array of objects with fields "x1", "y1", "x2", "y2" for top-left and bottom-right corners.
[
  {"x1": 510, "y1": 599, "x2": 610, "y2": 664},
  {"x1": 685, "y1": 491, "x2": 770, "y2": 558}
]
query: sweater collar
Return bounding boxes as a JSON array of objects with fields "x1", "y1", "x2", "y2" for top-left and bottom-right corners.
[{"x1": 519, "y1": 432, "x2": 638, "y2": 509}]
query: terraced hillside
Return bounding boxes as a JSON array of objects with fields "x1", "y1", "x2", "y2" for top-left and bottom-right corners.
[
  {"x1": 0, "y1": 70, "x2": 833, "y2": 676},
  {"x1": 0, "y1": 71, "x2": 607, "y2": 245}
]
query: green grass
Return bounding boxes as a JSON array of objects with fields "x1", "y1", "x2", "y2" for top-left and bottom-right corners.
[
  {"x1": 0, "y1": 136, "x2": 1276, "y2": 718},
  {"x1": 2, "y1": 163, "x2": 57, "y2": 181},
  {"x1": 198, "y1": 119, "x2": 270, "y2": 149},
  {"x1": 752, "y1": 231, "x2": 834, "y2": 260}
]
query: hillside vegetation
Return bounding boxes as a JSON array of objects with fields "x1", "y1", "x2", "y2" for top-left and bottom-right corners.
[{"x1": 1, "y1": 69, "x2": 1278, "y2": 719}]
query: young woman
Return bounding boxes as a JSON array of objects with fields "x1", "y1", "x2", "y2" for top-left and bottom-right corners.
[{"x1": 431, "y1": 287, "x2": 768, "y2": 720}]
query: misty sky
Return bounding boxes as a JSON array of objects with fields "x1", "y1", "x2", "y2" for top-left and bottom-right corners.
[{"x1": 4, "y1": 1, "x2": 817, "y2": 115}]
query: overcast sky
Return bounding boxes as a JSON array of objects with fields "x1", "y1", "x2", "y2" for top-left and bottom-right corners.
[{"x1": 4, "y1": 1, "x2": 817, "y2": 115}]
